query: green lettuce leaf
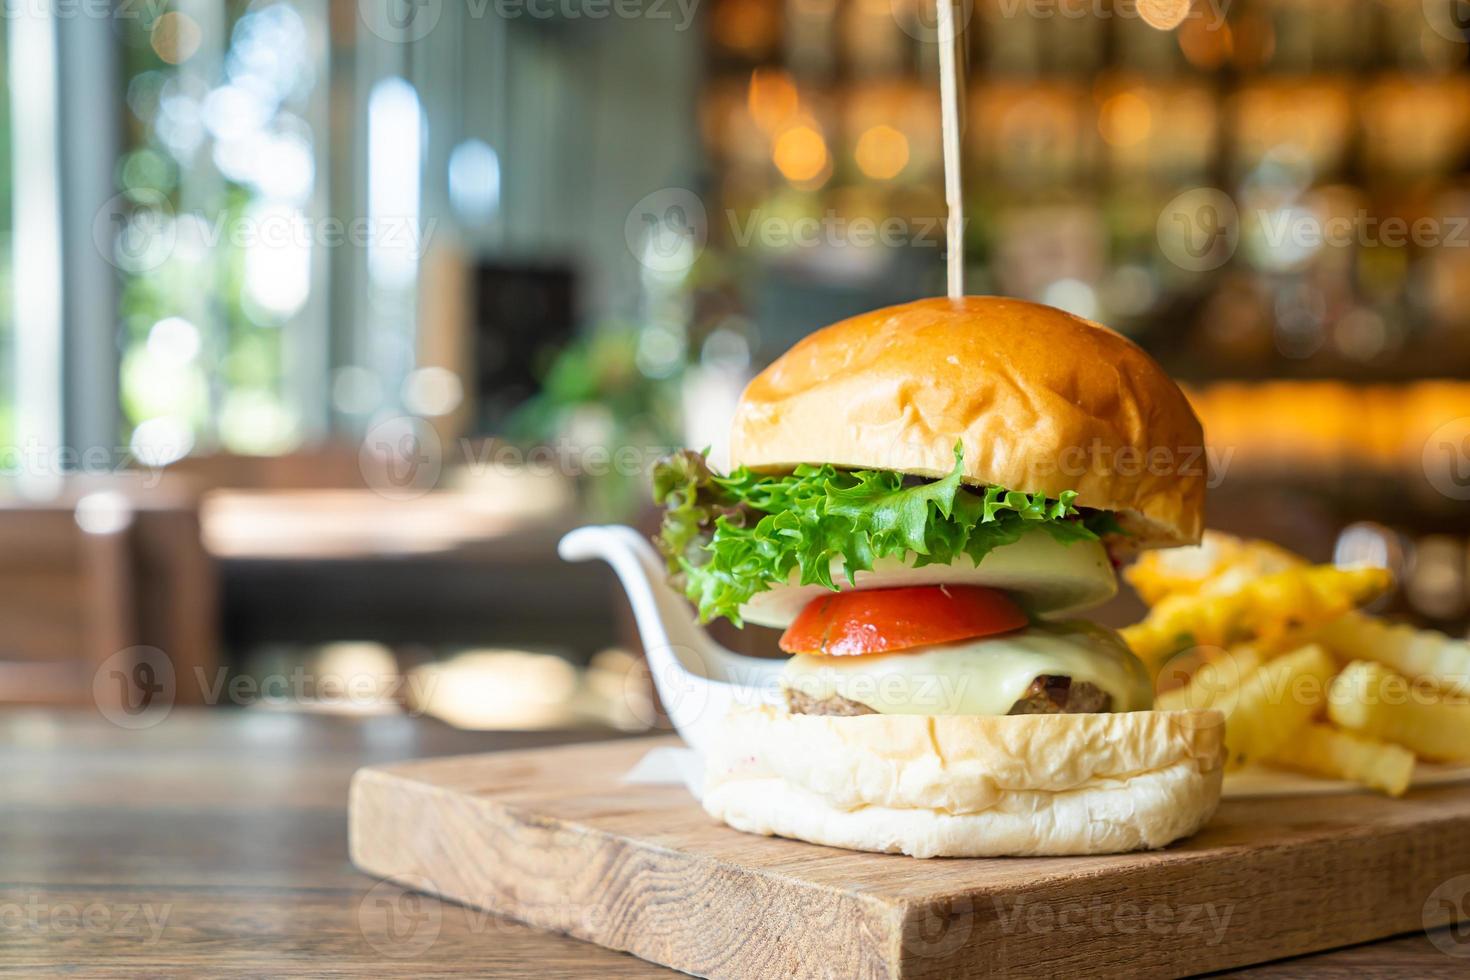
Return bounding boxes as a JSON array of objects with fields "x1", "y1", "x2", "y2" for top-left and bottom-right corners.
[{"x1": 651, "y1": 445, "x2": 1117, "y2": 625}]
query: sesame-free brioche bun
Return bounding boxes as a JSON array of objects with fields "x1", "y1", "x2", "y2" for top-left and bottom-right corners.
[
  {"x1": 730, "y1": 296, "x2": 1206, "y2": 548},
  {"x1": 703, "y1": 706, "x2": 1225, "y2": 857}
]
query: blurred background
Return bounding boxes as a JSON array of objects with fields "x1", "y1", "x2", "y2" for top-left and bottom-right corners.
[{"x1": 0, "y1": 0, "x2": 1468, "y2": 732}]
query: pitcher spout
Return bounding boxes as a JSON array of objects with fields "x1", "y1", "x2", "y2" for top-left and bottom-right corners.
[{"x1": 558, "y1": 524, "x2": 784, "y2": 752}]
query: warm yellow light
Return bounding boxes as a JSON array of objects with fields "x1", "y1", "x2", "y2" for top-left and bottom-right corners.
[
  {"x1": 712, "y1": 0, "x2": 779, "y2": 56},
  {"x1": 408, "y1": 650, "x2": 579, "y2": 730},
  {"x1": 1179, "y1": 19, "x2": 1233, "y2": 70},
  {"x1": 1231, "y1": 12, "x2": 1277, "y2": 70},
  {"x1": 1138, "y1": 0, "x2": 1191, "y2": 30},
  {"x1": 854, "y1": 125, "x2": 910, "y2": 180},
  {"x1": 773, "y1": 125, "x2": 828, "y2": 183},
  {"x1": 748, "y1": 69, "x2": 799, "y2": 135},
  {"x1": 151, "y1": 12, "x2": 202, "y2": 65},
  {"x1": 1099, "y1": 93, "x2": 1153, "y2": 148}
]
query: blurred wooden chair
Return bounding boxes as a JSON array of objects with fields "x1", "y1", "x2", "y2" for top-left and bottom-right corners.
[{"x1": 0, "y1": 487, "x2": 217, "y2": 709}]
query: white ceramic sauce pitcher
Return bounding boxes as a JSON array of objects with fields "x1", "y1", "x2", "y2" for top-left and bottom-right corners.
[{"x1": 558, "y1": 525, "x2": 785, "y2": 752}]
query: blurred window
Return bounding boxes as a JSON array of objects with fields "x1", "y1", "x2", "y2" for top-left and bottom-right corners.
[
  {"x1": 116, "y1": 2, "x2": 324, "y2": 462},
  {"x1": 0, "y1": 16, "x2": 11, "y2": 450}
]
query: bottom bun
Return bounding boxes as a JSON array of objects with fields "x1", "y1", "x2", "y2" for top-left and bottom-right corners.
[{"x1": 702, "y1": 706, "x2": 1225, "y2": 858}]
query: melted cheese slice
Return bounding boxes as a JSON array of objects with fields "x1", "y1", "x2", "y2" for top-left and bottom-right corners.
[{"x1": 780, "y1": 622, "x2": 1154, "y2": 716}]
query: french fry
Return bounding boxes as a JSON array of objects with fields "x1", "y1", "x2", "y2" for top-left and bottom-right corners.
[
  {"x1": 1328, "y1": 661, "x2": 1470, "y2": 762},
  {"x1": 1223, "y1": 644, "x2": 1336, "y2": 768},
  {"x1": 1125, "y1": 532, "x2": 1304, "y2": 606},
  {"x1": 1317, "y1": 613, "x2": 1470, "y2": 698},
  {"x1": 1264, "y1": 722, "x2": 1416, "y2": 797},
  {"x1": 1121, "y1": 564, "x2": 1392, "y2": 666},
  {"x1": 1156, "y1": 646, "x2": 1263, "y2": 713}
]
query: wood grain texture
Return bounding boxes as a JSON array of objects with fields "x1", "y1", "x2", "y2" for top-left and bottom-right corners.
[
  {"x1": 351, "y1": 736, "x2": 1470, "y2": 979},
  {"x1": 0, "y1": 708, "x2": 666, "y2": 978},
  {"x1": 2, "y1": 708, "x2": 1464, "y2": 978}
]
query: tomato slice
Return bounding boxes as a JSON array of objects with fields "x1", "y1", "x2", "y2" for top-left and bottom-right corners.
[{"x1": 778, "y1": 585, "x2": 1028, "y2": 657}]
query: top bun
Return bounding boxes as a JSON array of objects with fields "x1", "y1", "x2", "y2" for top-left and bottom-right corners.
[{"x1": 730, "y1": 296, "x2": 1205, "y2": 548}]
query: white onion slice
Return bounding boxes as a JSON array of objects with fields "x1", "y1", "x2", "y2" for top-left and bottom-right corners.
[{"x1": 737, "y1": 527, "x2": 1118, "y2": 629}]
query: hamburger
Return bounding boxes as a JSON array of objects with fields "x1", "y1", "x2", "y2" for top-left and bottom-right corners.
[{"x1": 652, "y1": 296, "x2": 1225, "y2": 857}]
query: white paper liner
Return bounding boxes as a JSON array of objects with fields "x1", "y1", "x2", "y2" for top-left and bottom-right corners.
[
  {"x1": 1222, "y1": 761, "x2": 1470, "y2": 799},
  {"x1": 621, "y1": 746, "x2": 704, "y2": 800},
  {"x1": 622, "y1": 747, "x2": 1470, "y2": 803}
]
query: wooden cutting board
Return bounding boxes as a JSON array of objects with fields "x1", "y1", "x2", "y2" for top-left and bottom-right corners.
[{"x1": 349, "y1": 736, "x2": 1470, "y2": 979}]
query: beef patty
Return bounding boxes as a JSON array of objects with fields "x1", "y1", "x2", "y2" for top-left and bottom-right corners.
[
  {"x1": 785, "y1": 689, "x2": 876, "y2": 716},
  {"x1": 1006, "y1": 675, "x2": 1113, "y2": 714},
  {"x1": 785, "y1": 675, "x2": 1113, "y2": 717}
]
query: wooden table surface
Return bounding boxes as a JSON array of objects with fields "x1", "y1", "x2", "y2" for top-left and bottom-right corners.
[{"x1": 1, "y1": 708, "x2": 1463, "y2": 978}]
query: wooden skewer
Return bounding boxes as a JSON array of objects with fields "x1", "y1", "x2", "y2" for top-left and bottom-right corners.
[{"x1": 935, "y1": 0, "x2": 966, "y2": 301}]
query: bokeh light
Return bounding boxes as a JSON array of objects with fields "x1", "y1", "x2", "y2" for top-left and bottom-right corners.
[
  {"x1": 854, "y1": 125, "x2": 910, "y2": 180},
  {"x1": 747, "y1": 69, "x2": 799, "y2": 135},
  {"x1": 1137, "y1": 0, "x2": 1192, "y2": 30},
  {"x1": 773, "y1": 124, "x2": 828, "y2": 183},
  {"x1": 242, "y1": 202, "x2": 312, "y2": 318},
  {"x1": 402, "y1": 367, "x2": 465, "y2": 418},
  {"x1": 448, "y1": 140, "x2": 501, "y2": 224},
  {"x1": 151, "y1": 12, "x2": 203, "y2": 66},
  {"x1": 1098, "y1": 92, "x2": 1153, "y2": 148}
]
